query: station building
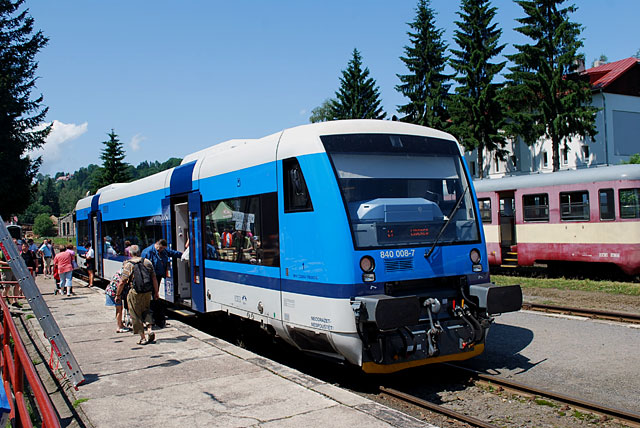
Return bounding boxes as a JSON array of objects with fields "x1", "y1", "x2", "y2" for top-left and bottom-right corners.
[{"x1": 465, "y1": 57, "x2": 640, "y2": 178}]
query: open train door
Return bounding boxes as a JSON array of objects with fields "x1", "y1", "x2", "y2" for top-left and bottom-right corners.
[
  {"x1": 188, "y1": 191, "x2": 206, "y2": 312},
  {"x1": 498, "y1": 192, "x2": 518, "y2": 267},
  {"x1": 160, "y1": 197, "x2": 175, "y2": 303}
]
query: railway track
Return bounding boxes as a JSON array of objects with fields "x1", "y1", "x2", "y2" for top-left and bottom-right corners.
[
  {"x1": 522, "y1": 302, "x2": 640, "y2": 324},
  {"x1": 380, "y1": 364, "x2": 640, "y2": 428}
]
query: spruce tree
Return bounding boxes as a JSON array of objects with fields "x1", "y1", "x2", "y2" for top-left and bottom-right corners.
[
  {"x1": 0, "y1": 0, "x2": 50, "y2": 219},
  {"x1": 449, "y1": 0, "x2": 507, "y2": 178},
  {"x1": 503, "y1": 0, "x2": 598, "y2": 171},
  {"x1": 396, "y1": 0, "x2": 451, "y2": 129},
  {"x1": 96, "y1": 129, "x2": 130, "y2": 189},
  {"x1": 330, "y1": 49, "x2": 386, "y2": 120}
]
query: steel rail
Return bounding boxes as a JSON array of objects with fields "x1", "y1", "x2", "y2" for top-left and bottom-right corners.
[
  {"x1": 448, "y1": 364, "x2": 640, "y2": 426},
  {"x1": 379, "y1": 386, "x2": 500, "y2": 428},
  {"x1": 522, "y1": 302, "x2": 640, "y2": 324}
]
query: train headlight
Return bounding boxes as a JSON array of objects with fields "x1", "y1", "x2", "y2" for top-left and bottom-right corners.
[
  {"x1": 470, "y1": 249, "x2": 481, "y2": 264},
  {"x1": 359, "y1": 256, "x2": 375, "y2": 273}
]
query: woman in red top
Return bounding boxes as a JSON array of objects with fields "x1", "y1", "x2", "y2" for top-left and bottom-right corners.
[{"x1": 54, "y1": 245, "x2": 74, "y2": 296}]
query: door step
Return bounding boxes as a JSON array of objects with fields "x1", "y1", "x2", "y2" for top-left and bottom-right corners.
[{"x1": 168, "y1": 308, "x2": 196, "y2": 317}]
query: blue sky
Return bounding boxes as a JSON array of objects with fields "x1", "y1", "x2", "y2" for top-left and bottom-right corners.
[{"x1": 26, "y1": 0, "x2": 640, "y2": 176}]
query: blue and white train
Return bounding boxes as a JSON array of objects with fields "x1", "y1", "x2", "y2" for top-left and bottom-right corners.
[{"x1": 75, "y1": 120, "x2": 522, "y2": 373}]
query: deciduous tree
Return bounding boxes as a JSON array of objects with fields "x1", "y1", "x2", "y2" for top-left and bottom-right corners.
[
  {"x1": 0, "y1": 0, "x2": 50, "y2": 219},
  {"x1": 503, "y1": 0, "x2": 598, "y2": 172}
]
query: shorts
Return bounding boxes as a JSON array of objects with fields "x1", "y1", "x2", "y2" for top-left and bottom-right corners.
[
  {"x1": 86, "y1": 258, "x2": 95, "y2": 271},
  {"x1": 105, "y1": 294, "x2": 122, "y2": 307},
  {"x1": 44, "y1": 257, "x2": 52, "y2": 269}
]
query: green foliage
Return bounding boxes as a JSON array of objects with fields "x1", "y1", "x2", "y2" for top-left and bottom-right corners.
[
  {"x1": 621, "y1": 153, "x2": 640, "y2": 164},
  {"x1": 330, "y1": 49, "x2": 386, "y2": 120},
  {"x1": 309, "y1": 99, "x2": 335, "y2": 123},
  {"x1": 92, "y1": 129, "x2": 130, "y2": 192},
  {"x1": 448, "y1": 0, "x2": 507, "y2": 178},
  {"x1": 33, "y1": 213, "x2": 54, "y2": 236},
  {"x1": 396, "y1": 0, "x2": 451, "y2": 129},
  {"x1": 502, "y1": 0, "x2": 598, "y2": 171},
  {"x1": 19, "y1": 201, "x2": 51, "y2": 224},
  {"x1": 19, "y1": 159, "x2": 182, "y2": 223},
  {"x1": 0, "y1": 0, "x2": 50, "y2": 219}
]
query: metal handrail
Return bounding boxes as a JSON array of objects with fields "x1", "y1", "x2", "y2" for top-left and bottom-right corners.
[{"x1": 0, "y1": 297, "x2": 60, "y2": 428}]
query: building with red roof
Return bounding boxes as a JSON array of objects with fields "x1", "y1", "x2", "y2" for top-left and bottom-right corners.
[{"x1": 465, "y1": 57, "x2": 640, "y2": 178}]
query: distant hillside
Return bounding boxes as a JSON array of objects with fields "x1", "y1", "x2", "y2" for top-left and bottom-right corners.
[{"x1": 20, "y1": 158, "x2": 182, "y2": 223}]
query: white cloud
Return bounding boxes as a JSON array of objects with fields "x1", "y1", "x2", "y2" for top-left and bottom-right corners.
[
  {"x1": 31, "y1": 120, "x2": 88, "y2": 163},
  {"x1": 130, "y1": 133, "x2": 147, "y2": 152}
]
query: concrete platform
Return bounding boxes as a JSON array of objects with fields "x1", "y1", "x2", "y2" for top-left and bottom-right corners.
[{"x1": 22, "y1": 275, "x2": 437, "y2": 428}]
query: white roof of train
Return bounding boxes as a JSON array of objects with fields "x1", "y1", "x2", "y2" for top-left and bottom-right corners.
[
  {"x1": 76, "y1": 120, "x2": 461, "y2": 210},
  {"x1": 474, "y1": 164, "x2": 640, "y2": 193}
]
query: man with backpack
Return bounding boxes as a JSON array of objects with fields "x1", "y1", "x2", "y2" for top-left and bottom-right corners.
[{"x1": 115, "y1": 245, "x2": 158, "y2": 345}]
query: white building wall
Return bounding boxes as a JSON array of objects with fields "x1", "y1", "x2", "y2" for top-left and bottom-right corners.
[{"x1": 464, "y1": 92, "x2": 640, "y2": 178}]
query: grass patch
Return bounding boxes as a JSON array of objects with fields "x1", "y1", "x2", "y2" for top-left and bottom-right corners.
[
  {"x1": 492, "y1": 275, "x2": 640, "y2": 296},
  {"x1": 31, "y1": 358, "x2": 42, "y2": 365},
  {"x1": 72, "y1": 398, "x2": 89, "y2": 408},
  {"x1": 25, "y1": 314, "x2": 34, "y2": 320},
  {"x1": 534, "y1": 398, "x2": 557, "y2": 407}
]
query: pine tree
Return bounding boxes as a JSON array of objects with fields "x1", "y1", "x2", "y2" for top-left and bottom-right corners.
[
  {"x1": 396, "y1": 0, "x2": 451, "y2": 129},
  {"x1": 330, "y1": 49, "x2": 386, "y2": 120},
  {"x1": 0, "y1": 0, "x2": 50, "y2": 219},
  {"x1": 503, "y1": 0, "x2": 598, "y2": 172},
  {"x1": 96, "y1": 129, "x2": 130, "y2": 188},
  {"x1": 448, "y1": 0, "x2": 507, "y2": 178}
]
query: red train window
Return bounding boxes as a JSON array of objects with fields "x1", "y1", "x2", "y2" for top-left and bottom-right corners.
[
  {"x1": 599, "y1": 189, "x2": 615, "y2": 221},
  {"x1": 620, "y1": 189, "x2": 640, "y2": 219}
]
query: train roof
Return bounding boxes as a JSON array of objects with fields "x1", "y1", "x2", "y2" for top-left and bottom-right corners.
[
  {"x1": 473, "y1": 164, "x2": 640, "y2": 193},
  {"x1": 75, "y1": 120, "x2": 462, "y2": 212}
]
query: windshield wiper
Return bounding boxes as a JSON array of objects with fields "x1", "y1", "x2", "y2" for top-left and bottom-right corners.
[{"x1": 424, "y1": 185, "x2": 469, "y2": 260}]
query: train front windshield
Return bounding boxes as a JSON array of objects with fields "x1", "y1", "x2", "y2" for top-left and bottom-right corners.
[{"x1": 321, "y1": 133, "x2": 480, "y2": 249}]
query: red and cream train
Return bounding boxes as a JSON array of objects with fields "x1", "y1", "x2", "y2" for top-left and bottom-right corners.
[{"x1": 473, "y1": 164, "x2": 640, "y2": 276}]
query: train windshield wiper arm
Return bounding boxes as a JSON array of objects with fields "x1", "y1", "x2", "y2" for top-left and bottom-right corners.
[{"x1": 424, "y1": 184, "x2": 469, "y2": 260}]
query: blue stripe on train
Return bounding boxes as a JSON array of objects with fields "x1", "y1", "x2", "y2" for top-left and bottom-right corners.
[{"x1": 204, "y1": 267, "x2": 358, "y2": 299}]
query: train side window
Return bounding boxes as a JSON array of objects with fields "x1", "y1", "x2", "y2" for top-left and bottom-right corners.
[
  {"x1": 560, "y1": 191, "x2": 589, "y2": 221},
  {"x1": 478, "y1": 199, "x2": 492, "y2": 223},
  {"x1": 202, "y1": 193, "x2": 280, "y2": 267},
  {"x1": 522, "y1": 193, "x2": 549, "y2": 222},
  {"x1": 619, "y1": 188, "x2": 640, "y2": 219},
  {"x1": 599, "y1": 189, "x2": 615, "y2": 221},
  {"x1": 283, "y1": 158, "x2": 313, "y2": 213}
]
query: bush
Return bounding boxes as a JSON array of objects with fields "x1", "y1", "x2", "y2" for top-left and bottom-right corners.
[{"x1": 33, "y1": 214, "x2": 54, "y2": 236}]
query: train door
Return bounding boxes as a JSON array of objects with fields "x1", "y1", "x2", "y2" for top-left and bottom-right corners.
[
  {"x1": 498, "y1": 192, "x2": 518, "y2": 267},
  {"x1": 91, "y1": 213, "x2": 103, "y2": 277},
  {"x1": 187, "y1": 191, "x2": 205, "y2": 313},
  {"x1": 160, "y1": 198, "x2": 175, "y2": 303},
  {"x1": 173, "y1": 202, "x2": 191, "y2": 305}
]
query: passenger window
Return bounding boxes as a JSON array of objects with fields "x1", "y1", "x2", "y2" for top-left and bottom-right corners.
[
  {"x1": 599, "y1": 189, "x2": 615, "y2": 220},
  {"x1": 523, "y1": 193, "x2": 549, "y2": 222},
  {"x1": 478, "y1": 199, "x2": 492, "y2": 223},
  {"x1": 101, "y1": 217, "x2": 163, "y2": 257},
  {"x1": 560, "y1": 191, "x2": 589, "y2": 221},
  {"x1": 283, "y1": 158, "x2": 313, "y2": 213},
  {"x1": 202, "y1": 193, "x2": 279, "y2": 267},
  {"x1": 619, "y1": 188, "x2": 640, "y2": 219}
]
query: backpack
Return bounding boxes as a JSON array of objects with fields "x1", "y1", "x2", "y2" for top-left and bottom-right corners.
[
  {"x1": 131, "y1": 260, "x2": 153, "y2": 293},
  {"x1": 105, "y1": 269, "x2": 122, "y2": 298}
]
